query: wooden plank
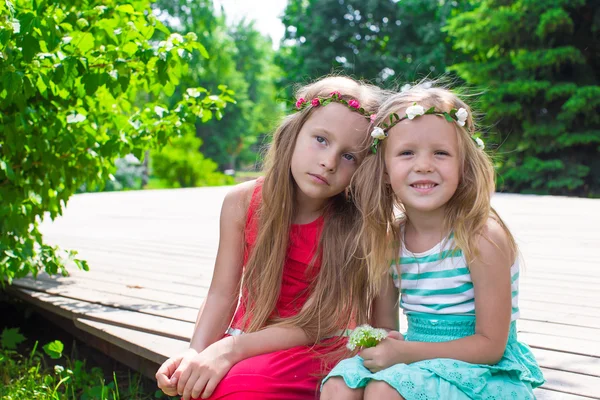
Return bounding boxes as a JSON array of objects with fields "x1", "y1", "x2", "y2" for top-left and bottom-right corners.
[
  {"x1": 534, "y1": 387, "x2": 594, "y2": 400},
  {"x1": 12, "y1": 277, "x2": 198, "y2": 323},
  {"x1": 520, "y1": 332, "x2": 600, "y2": 358},
  {"x1": 13, "y1": 280, "x2": 204, "y2": 309},
  {"x1": 518, "y1": 320, "x2": 600, "y2": 342},
  {"x1": 532, "y1": 348, "x2": 600, "y2": 377},
  {"x1": 520, "y1": 300, "x2": 600, "y2": 317},
  {"x1": 518, "y1": 310, "x2": 600, "y2": 330},
  {"x1": 13, "y1": 288, "x2": 195, "y2": 341},
  {"x1": 535, "y1": 389, "x2": 594, "y2": 399},
  {"x1": 75, "y1": 318, "x2": 188, "y2": 365},
  {"x1": 541, "y1": 367, "x2": 600, "y2": 399},
  {"x1": 14, "y1": 274, "x2": 208, "y2": 306}
]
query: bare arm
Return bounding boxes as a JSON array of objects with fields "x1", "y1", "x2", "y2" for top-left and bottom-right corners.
[
  {"x1": 372, "y1": 272, "x2": 400, "y2": 332},
  {"x1": 188, "y1": 180, "x2": 254, "y2": 352}
]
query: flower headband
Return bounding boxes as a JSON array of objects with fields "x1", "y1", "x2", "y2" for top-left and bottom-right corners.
[
  {"x1": 370, "y1": 103, "x2": 485, "y2": 153},
  {"x1": 295, "y1": 91, "x2": 375, "y2": 121}
]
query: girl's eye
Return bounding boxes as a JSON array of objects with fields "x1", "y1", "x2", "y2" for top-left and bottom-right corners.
[
  {"x1": 399, "y1": 151, "x2": 413, "y2": 156},
  {"x1": 435, "y1": 151, "x2": 450, "y2": 156},
  {"x1": 343, "y1": 153, "x2": 356, "y2": 162},
  {"x1": 316, "y1": 136, "x2": 326, "y2": 144}
]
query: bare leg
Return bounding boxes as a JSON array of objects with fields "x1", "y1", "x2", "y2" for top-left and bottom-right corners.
[
  {"x1": 320, "y1": 377, "x2": 365, "y2": 400},
  {"x1": 364, "y1": 380, "x2": 404, "y2": 400}
]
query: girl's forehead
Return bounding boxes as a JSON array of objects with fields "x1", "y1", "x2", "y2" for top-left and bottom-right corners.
[{"x1": 387, "y1": 116, "x2": 459, "y2": 144}]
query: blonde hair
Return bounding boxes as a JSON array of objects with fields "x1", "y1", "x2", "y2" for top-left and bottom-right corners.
[
  {"x1": 241, "y1": 76, "x2": 386, "y2": 342},
  {"x1": 352, "y1": 83, "x2": 517, "y2": 290}
]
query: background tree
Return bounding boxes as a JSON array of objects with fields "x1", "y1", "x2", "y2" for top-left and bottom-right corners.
[
  {"x1": 277, "y1": 0, "x2": 467, "y2": 96},
  {"x1": 153, "y1": 0, "x2": 283, "y2": 170},
  {"x1": 0, "y1": 0, "x2": 231, "y2": 284},
  {"x1": 446, "y1": 0, "x2": 600, "y2": 195}
]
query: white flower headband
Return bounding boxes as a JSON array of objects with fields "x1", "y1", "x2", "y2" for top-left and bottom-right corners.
[{"x1": 370, "y1": 103, "x2": 484, "y2": 153}]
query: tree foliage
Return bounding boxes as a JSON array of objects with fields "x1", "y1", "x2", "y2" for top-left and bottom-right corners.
[
  {"x1": 0, "y1": 0, "x2": 232, "y2": 284},
  {"x1": 446, "y1": 0, "x2": 599, "y2": 195},
  {"x1": 153, "y1": 1, "x2": 283, "y2": 169},
  {"x1": 277, "y1": 0, "x2": 467, "y2": 94}
]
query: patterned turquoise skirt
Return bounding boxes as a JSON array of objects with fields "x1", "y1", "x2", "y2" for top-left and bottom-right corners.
[{"x1": 322, "y1": 313, "x2": 545, "y2": 400}]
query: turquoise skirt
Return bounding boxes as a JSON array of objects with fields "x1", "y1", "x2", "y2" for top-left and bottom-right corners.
[{"x1": 323, "y1": 313, "x2": 545, "y2": 400}]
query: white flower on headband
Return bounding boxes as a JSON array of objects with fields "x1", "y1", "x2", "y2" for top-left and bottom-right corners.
[
  {"x1": 475, "y1": 137, "x2": 485, "y2": 150},
  {"x1": 406, "y1": 104, "x2": 425, "y2": 120},
  {"x1": 371, "y1": 127, "x2": 386, "y2": 140},
  {"x1": 456, "y1": 108, "x2": 468, "y2": 127}
]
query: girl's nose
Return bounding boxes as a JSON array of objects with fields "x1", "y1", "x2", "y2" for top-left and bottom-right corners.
[
  {"x1": 414, "y1": 156, "x2": 434, "y2": 173},
  {"x1": 320, "y1": 153, "x2": 338, "y2": 172}
]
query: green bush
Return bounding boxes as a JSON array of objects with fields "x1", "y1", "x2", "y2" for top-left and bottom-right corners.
[
  {"x1": 150, "y1": 133, "x2": 234, "y2": 188},
  {"x1": 0, "y1": 0, "x2": 233, "y2": 285}
]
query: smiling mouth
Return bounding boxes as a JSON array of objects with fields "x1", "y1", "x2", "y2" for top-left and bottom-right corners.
[{"x1": 410, "y1": 182, "x2": 438, "y2": 189}]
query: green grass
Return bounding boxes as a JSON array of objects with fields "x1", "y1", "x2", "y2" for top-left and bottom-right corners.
[{"x1": 0, "y1": 328, "x2": 174, "y2": 400}]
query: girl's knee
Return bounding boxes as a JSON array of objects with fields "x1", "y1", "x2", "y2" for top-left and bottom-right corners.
[
  {"x1": 364, "y1": 380, "x2": 404, "y2": 400},
  {"x1": 320, "y1": 377, "x2": 364, "y2": 400}
]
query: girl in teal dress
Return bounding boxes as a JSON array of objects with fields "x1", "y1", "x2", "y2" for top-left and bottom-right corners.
[{"x1": 320, "y1": 84, "x2": 545, "y2": 400}]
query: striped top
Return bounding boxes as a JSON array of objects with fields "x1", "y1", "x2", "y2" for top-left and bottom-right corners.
[{"x1": 390, "y1": 233, "x2": 520, "y2": 321}]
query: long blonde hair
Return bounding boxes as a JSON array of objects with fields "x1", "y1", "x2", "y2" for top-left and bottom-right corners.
[
  {"x1": 242, "y1": 76, "x2": 386, "y2": 342},
  {"x1": 352, "y1": 83, "x2": 517, "y2": 289}
]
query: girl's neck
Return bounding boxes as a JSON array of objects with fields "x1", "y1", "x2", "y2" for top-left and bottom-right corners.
[
  {"x1": 403, "y1": 206, "x2": 449, "y2": 253},
  {"x1": 293, "y1": 192, "x2": 326, "y2": 225}
]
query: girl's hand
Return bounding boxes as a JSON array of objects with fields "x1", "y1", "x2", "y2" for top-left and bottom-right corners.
[
  {"x1": 156, "y1": 349, "x2": 197, "y2": 396},
  {"x1": 359, "y1": 333, "x2": 405, "y2": 373},
  {"x1": 174, "y1": 337, "x2": 237, "y2": 400}
]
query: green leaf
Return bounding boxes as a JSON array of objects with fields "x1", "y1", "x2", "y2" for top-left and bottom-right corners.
[
  {"x1": 1, "y1": 328, "x2": 26, "y2": 349},
  {"x1": 0, "y1": 159, "x2": 15, "y2": 180},
  {"x1": 43, "y1": 340, "x2": 64, "y2": 359},
  {"x1": 22, "y1": 35, "x2": 41, "y2": 62},
  {"x1": 72, "y1": 32, "x2": 94, "y2": 54},
  {"x1": 197, "y1": 42, "x2": 209, "y2": 59},
  {"x1": 116, "y1": 4, "x2": 136, "y2": 14}
]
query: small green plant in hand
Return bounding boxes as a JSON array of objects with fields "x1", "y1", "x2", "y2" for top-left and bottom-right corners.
[{"x1": 347, "y1": 325, "x2": 388, "y2": 351}]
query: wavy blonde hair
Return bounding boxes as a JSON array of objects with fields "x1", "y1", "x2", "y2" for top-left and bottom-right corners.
[
  {"x1": 241, "y1": 76, "x2": 386, "y2": 342},
  {"x1": 352, "y1": 83, "x2": 517, "y2": 290}
]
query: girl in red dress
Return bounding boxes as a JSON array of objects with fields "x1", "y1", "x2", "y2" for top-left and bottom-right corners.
[{"x1": 156, "y1": 76, "x2": 385, "y2": 400}]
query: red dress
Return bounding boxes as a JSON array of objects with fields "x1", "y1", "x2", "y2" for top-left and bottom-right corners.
[{"x1": 201, "y1": 180, "x2": 339, "y2": 400}]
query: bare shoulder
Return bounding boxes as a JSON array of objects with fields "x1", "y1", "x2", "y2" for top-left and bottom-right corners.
[
  {"x1": 474, "y1": 218, "x2": 514, "y2": 267},
  {"x1": 221, "y1": 179, "x2": 259, "y2": 224}
]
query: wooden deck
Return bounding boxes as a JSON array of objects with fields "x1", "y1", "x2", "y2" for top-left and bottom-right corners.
[{"x1": 10, "y1": 186, "x2": 600, "y2": 399}]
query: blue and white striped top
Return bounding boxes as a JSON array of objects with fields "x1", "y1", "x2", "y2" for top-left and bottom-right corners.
[{"x1": 390, "y1": 233, "x2": 520, "y2": 321}]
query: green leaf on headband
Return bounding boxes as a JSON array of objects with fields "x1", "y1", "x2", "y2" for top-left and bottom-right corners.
[
  {"x1": 425, "y1": 106, "x2": 436, "y2": 114},
  {"x1": 449, "y1": 108, "x2": 458, "y2": 118},
  {"x1": 443, "y1": 112, "x2": 454, "y2": 122},
  {"x1": 392, "y1": 113, "x2": 400, "y2": 121}
]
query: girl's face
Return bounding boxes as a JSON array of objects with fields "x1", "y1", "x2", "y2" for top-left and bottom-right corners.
[
  {"x1": 290, "y1": 102, "x2": 370, "y2": 206},
  {"x1": 384, "y1": 113, "x2": 461, "y2": 214}
]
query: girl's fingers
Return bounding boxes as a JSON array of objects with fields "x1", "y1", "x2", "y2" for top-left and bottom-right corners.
[
  {"x1": 176, "y1": 367, "x2": 193, "y2": 396},
  {"x1": 387, "y1": 330, "x2": 403, "y2": 340},
  {"x1": 201, "y1": 377, "x2": 219, "y2": 399},
  {"x1": 189, "y1": 374, "x2": 209, "y2": 400}
]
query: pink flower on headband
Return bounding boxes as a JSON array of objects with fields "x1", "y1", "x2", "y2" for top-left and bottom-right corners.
[
  {"x1": 370, "y1": 114, "x2": 377, "y2": 123},
  {"x1": 311, "y1": 98, "x2": 321, "y2": 107},
  {"x1": 348, "y1": 99, "x2": 360, "y2": 109},
  {"x1": 296, "y1": 98, "x2": 307, "y2": 109},
  {"x1": 330, "y1": 91, "x2": 342, "y2": 98}
]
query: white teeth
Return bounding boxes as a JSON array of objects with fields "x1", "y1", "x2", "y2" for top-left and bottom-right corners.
[{"x1": 412, "y1": 183, "x2": 436, "y2": 189}]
